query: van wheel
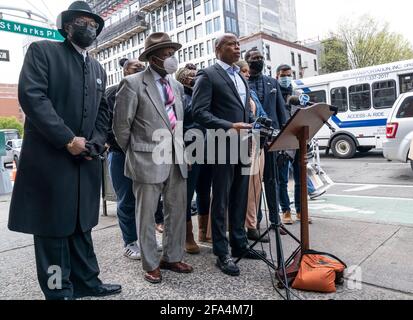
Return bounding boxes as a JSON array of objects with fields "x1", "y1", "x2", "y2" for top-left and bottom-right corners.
[{"x1": 331, "y1": 136, "x2": 357, "y2": 159}]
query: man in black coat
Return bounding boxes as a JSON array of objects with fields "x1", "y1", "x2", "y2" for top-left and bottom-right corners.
[
  {"x1": 246, "y1": 49, "x2": 288, "y2": 229},
  {"x1": 192, "y1": 34, "x2": 267, "y2": 277},
  {"x1": 8, "y1": 1, "x2": 121, "y2": 300}
]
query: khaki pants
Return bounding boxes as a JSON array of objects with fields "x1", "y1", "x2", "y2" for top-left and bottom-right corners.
[{"x1": 245, "y1": 151, "x2": 265, "y2": 230}]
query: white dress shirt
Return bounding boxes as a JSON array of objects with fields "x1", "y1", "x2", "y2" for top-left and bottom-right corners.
[{"x1": 216, "y1": 59, "x2": 247, "y2": 107}]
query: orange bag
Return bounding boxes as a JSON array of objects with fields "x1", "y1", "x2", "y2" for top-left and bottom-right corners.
[{"x1": 292, "y1": 250, "x2": 347, "y2": 293}]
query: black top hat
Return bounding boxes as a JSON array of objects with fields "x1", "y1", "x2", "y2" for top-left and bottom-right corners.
[
  {"x1": 57, "y1": 1, "x2": 105, "y2": 38},
  {"x1": 139, "y1": 32, "x2": 182, "y2": 62}
]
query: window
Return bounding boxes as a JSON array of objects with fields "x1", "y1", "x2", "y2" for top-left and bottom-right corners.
[
  {"x1": 178, "y1": 50, "x2": 183, "y2": 63},
  {"x1": 212, "y1": 0, "x2": 220, "y2": 11},
  {"x1": 194, "y1": 44, "x2": 199, "y2": 58},
  {"x1": 199, "y1": 43, "x2": 205, "y2": 57},
  {"x1": 291, "y1": 52, "x2": 295, "y2": 66},
  {"x1": 265, "y1": 45, "x2": 271, "y2": 61},
  {"x1": 373, "y1": 80, "x2": 397, "y2": 109},
  {"x1": 204, "y1": 0, "x2": 212, "y2": 15},
  {"x1": 298, "y1": 54, "x2": 302, "y2": 68},
  {"x1": 399, "y1": 74, "x2": 413, "y2": 93},
  {"x1": 189, "y1": 46, "x2": 194, "y2": 60},
  {"x1": 308, "y1": 90, "x2": 327, "y2": 104},
  {"x1": 207, "y1": 40, "x2": 212, "y2": 54},
  {"x1": 349, "y1": 84, "x2": 371, "y2": 111},
  {"x1": 186, "y1": 28, "x2": 194, "y2": 42},
  {"x1": 225, "y1": 0, "x2": 236, "y2": 13},
  {"x1": 213, "y1": 17, "x2": 221, "y2": 32},
  {"x1": 184, "y1": 48, "x2": 188, "y2": 62},
  {"x1": 195, "y1": 24, "x2": 203, "y2": 39},
  {"x1": 396, "y1": 96, "x2": 413, "y2": 118},
  {"x1": 206, "y1": 20, "x2": 213, "y2": 35},
  {"x1": 178, "y1": 31, "x2": 185, "y2": 44},
  {"x1": 331, "y1": 87, "x2": 348, "y2": 113},
  {"x1": 314, "y1": 59, "x2": 318, "y2": 71},
  {"x1": 200, "y1": 61, "x2": 205, "y2": 69}
]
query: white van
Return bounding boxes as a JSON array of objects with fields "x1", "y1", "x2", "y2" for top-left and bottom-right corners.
[{"x1": 293, "y1": 60, "x2": 413, "y2": 158}]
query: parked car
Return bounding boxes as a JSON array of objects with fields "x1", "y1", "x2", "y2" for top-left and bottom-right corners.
[
  {"x1": 4, "y1": 139, "x2": 22, "y2": 167},
  {"x1": 383, "y1": 92, "x2": 413, "y2": 171}
]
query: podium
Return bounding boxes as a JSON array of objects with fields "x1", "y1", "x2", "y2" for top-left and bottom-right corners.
[
  {"x1": 266, "y1": 103, "x2": 338, "y2": 298},
  {"x1": 268, "y1": 103, "x2": 337, "y2": 251}
]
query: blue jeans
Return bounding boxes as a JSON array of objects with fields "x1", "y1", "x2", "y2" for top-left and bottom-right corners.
[
  {"x1": 307, "y1": 177, "x2": 316, "y2": 194},
  {"x1": 278, "y1": 152, "x2": 301, "y2": 213},
  {"x1": 108, "y1": 151, "x2": 137, "y2": 246}
]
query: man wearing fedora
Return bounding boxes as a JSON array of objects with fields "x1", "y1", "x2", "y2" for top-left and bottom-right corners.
[
  {"x1": 113, "y1": 32, "x2": 193, "y2": 284},
  {"x1": 8, "y1": 1, "x2": 121, "y2": 300}
]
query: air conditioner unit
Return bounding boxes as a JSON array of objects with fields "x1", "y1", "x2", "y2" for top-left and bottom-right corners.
[{"x1": 301, "y1": 61, "x2": 309, "y2": 69}]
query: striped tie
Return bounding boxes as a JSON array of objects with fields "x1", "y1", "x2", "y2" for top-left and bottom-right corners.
[{"x1": 159, "y1": 78, "x2": 177, "y2": 131}]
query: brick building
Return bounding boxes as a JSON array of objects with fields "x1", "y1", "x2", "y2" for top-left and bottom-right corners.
[{"x1": 0, "y1": 84, "x2": 24, "y2": 123}]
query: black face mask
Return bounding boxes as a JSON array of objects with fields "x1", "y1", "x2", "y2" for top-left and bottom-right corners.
[
  {"x1": 69, "y1": 24, "x2": 97, "y2": 49},
  {"x1": 249, "y1": 60, "x2": 264, "y2": 73}
]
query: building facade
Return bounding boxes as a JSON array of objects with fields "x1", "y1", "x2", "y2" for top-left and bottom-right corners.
[
  {"x1": 0, "y1": 84, "x2": 24, "y2": 123},
  {"x1": 240, "y1": 32, "x2": 318, "y2": 79},
  {"x1": 86, "y1": 0, "x2": 306, "y2": 87}
]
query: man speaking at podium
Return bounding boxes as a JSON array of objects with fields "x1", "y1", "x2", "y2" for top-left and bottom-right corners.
[{"x1": 193, "y1": 34, "x2": 267, "y2": 277}]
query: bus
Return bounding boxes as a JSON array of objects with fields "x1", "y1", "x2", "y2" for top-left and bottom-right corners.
[{"x1": 293, "y1": 59, "x2": 413, "y2": 158}]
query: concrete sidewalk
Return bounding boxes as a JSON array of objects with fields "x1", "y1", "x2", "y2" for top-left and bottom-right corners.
[{"x1": 0, "y1": 194, "x2": 412, "y2": 300}]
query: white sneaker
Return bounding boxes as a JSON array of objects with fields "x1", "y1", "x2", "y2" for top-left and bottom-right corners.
[
  {"x1": 124, "y1": 242, "x2": 141, "y2": 260},
  {"x1": 156, "y1": 237, "x2": 163, "y2": 252}
]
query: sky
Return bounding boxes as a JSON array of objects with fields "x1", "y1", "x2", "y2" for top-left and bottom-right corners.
[{"x1": 1, "y1": 0, "x2": 413, "y2": 84}]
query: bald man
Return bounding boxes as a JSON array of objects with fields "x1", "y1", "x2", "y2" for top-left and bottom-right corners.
[{"x1": 192, "y1": 34, "x2": 267, "y2": 277}]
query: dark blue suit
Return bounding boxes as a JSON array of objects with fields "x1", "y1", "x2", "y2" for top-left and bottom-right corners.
[{"x1": 249, "y1": 74, "x2": 287, "y2": 224}]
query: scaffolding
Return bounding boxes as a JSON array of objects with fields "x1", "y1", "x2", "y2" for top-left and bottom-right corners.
[{"x1": 86, "y1": 0, "x2": 137, "y2": 19}]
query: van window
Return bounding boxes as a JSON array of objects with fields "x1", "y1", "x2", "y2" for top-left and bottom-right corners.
[
  {"x1": 399, "y1": 74, "x2": 413, "y2": 93},
  {"x1": 396, "y1": 96, "x2": 413, "y2": 118},
  {"x1": 373, "y1": 80, "x2": 397, "y2": 109},
  {"x1": 307, "y1": 90, "x2": 326, "y2": 103},
  {"x1": 349, "y1": 83, "x2": 371, "y2": 112},
  {"x1": 330, "y1": 87, "x2": 348, "y2": 113}
]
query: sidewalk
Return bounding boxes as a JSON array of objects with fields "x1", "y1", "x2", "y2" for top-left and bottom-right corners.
[{"x1": 0, "y1": 193, "x2": 412, "y2": 300}]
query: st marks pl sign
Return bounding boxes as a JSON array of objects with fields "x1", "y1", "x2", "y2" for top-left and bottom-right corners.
[{"x1": 0, "y1": 18, "x2": 64, "y2": 41}]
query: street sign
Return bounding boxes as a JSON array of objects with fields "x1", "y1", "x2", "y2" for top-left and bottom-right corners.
[
  {"x1": 0, "y1": 49, "x2": 9, "y2": 62},
  {"x1": 0, "y1": 18, "x2": 64, "y2": 41}
]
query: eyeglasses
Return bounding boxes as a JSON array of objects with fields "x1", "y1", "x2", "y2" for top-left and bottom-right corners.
[{"x1": 73, "y1": 19, "x2": 100, "y2": 30}]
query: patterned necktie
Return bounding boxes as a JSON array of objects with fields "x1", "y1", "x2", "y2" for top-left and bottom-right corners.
[{"x1": 159, "y1": 78, "x2": 177, "y2": 131}]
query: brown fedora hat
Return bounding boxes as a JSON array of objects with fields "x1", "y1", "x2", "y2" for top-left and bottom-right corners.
[{"x1": 139, "y1": 32, "x2": 182, "y2": 62}]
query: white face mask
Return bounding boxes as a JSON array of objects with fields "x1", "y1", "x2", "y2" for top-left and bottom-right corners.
[{"x1": 154, "y1": 55, "x2": 179, "y2": 74}]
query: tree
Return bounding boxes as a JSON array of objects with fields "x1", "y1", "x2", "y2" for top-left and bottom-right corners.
[
  {"x1": 0, "y1": 117, "x2": 24, "y2": 137},
  {"x1": 322, "y1": 15, "x2": 413, "y2": 72},
  {"x1": 320, "y1": 37, "x2": 350, "y2": 74}
]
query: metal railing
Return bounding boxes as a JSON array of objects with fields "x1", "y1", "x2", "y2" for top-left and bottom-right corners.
[{"x1": 93, "y1": 12, "x2": 148, "y2": 48}]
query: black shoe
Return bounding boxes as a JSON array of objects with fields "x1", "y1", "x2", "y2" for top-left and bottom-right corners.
[
  {"x1": 247, "y1": 229, "x2": 270, "y2": 243},
  {"x1": 216, "y1": 255, "x2": 240, "y2": 276},
  {"x1": 232, "y1": 248, "x2": 267, "y2": 260},
  {"x1": 73, "y1": 284, "x2": 122, "y2": 299}
]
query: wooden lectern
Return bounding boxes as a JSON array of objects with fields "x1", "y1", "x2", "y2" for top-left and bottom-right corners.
[{"x1": 267, "y1": 103, "x2": 338, "y2": 293}]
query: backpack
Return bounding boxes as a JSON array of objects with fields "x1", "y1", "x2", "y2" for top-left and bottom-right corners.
[{"x1": 292, "y1": 250, "x2": 347, "y2": 293}]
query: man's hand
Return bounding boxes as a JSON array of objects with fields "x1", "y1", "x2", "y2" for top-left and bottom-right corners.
[
  {"x1": 66, "y1": 137, "x2": 88, "y2": 156},
  {"x1": 232, "y1": 122, "x2": 252, "y2": 132}
]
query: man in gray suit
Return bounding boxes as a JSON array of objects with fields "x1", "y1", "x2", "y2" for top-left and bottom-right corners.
[{"x1": 113, "y1": 32, "x2": 193, "y2": 284}]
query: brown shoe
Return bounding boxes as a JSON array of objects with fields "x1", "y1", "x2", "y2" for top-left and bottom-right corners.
[
  {"x1": 282, "y1": 211, "x2": 294, "y2": 225},
  {"x1": 296, "y1": 213, "x2": 313, "y2": 224},
  {"x1": 186, "y1": 220, "x2": 200, "y2": 254},
  {"x1": 144, "y1": 268, "x2": 162, "y2": 284},
  {"x1": 198, "y1": 215, "x2": 211, "y2": 243},
  {"x1": 159, "y1": 261, "x2": 194, "y2": 274}
]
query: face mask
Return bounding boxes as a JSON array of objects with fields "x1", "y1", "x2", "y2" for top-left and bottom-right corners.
[
  {"x1": 249, "y1": 60, "x2": 264, "y2": 73},
  {"x1": 279, "y1": 76, "x2": 293, "y2": 88},
  {"x1": 154, "y1": 55, "x2": 179, "y2": 74},
  {"x1": 70, "y1": 24, "x2": 97, "y2": 48}
]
